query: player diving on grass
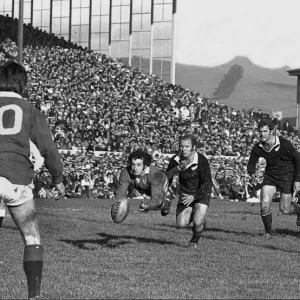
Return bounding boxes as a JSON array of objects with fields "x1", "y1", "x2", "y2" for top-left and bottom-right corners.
[
  {"x1": 165, "y1": 134, "x2": 213, "y2": 248},
  {"x1": 114, "y1": 150, "x2": 172, "y2": 217},
  {"x1": 247, "y1": 118, "x2": 300, "y2": 238},
  {"x1": 0, "y1": 61, "x2": 65, "y2": 300}
]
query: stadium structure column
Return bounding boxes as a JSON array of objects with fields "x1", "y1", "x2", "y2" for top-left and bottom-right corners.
[
  {"x1": 50, "y1": 0, "x2": 53, "y2": 34},
  {"x1": 149, "y1": 0, "x2": 154, "y2": 75},
  {"x1": 287, "y1": 69, "x2": 300, "y2": 130},
  {"x1": 18, "y1": 0, "x2": 24, "y2": 64},
  {"x1": 108, "y1": 0, "x2": 112, "y2": 58},
  {"x1": 12, "y1": 0, "x2": 15, "y2": 19},
  {"x1": 171, "y1": 0, "x2": 176, "y2": 85},
  {"x1": 128, "y1": 0, "x2": 133, "y2": 67},
  {"x1": 88, "y1": 0, "x2": 92, "y2": 50},
  {"x1": 69, "y1": 0, "x2": 72, "y2": 44}
]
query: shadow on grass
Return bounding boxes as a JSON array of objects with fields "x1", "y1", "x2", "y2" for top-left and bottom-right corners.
[
  {"x1": 60, "y1": 232, "x2": 180, "y2": 250},
  {"x1": 204, "y1": 227, "x2": 300, "y2": 254},
  {"x1": 274, "y1": 228, "x2": 300, "y2": 237},
  {"x1": 224, "y1": 210, "x2": 259, "y2": 215},
  {"x1": 2, "y1": 225, "x2": 18, "y2": 231},
  {"x1": 207, "y1": 226, "x2": 300, "y2": 237}
]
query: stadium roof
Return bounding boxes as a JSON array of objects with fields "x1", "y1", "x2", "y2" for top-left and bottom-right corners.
[{"x1": 287, "y1": 69, "x2": 300, "y2": 76}]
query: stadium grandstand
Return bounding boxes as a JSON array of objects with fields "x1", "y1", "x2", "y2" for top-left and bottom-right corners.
[{"x1": 0, "y1": 3, "x2": 298, "y2": 202}]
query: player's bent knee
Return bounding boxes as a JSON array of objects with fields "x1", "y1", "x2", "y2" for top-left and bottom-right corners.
[{"x1": 176, "y1": 216, "x2": 190, "y2": 228}]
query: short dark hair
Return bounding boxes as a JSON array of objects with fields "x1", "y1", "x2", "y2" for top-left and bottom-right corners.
[
  {"x1": 258, "y1": 118, "x2": 275, "y2": 131},
  {"x1": 179, "y1": 134, "x2": 197, "y2": 148},
  {"x1": 128, "y1": 150, "x2": 152, "y2": 167},
  {"x1": 0, "y1": 61, "x2": 27, "y2": 95}
]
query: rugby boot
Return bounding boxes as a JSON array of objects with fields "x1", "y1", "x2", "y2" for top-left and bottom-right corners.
[
  {"x1": 138, "y1": 202, "x2": 148, "y2": 213},
  {"x1": 264, "y1": 233, "x2": 273, "y2": 239},
  {"x1": 161, "y1": 198, "x2": 171, "y2": 216},
  {"x1": 187, "y1": 221, "x2": 207, "y2": 248},
  {"x1": 187, "y1": 242, "x2": 198, "y2": 249}
]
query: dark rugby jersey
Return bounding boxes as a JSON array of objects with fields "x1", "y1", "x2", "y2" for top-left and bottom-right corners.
[
  {"x1": 116, "y1": 165, "x2": 168, "y2": 210},
  {"x1": 0, "y1": 92, "x2": 63, "y2": 185},
  {"x1": 166, "y1": 152, "x2": 212, "y2": 201},
  {"x1": 247, "y1": 136, "x2": 300, "y2": 182}
]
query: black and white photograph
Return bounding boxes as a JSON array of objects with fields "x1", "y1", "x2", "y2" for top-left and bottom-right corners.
[{"x1": 1, "y1": 0, "x2": 300, "y2": 299}]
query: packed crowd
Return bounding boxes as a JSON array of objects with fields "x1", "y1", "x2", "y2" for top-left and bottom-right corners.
[{"x1": 1, "y1": 14, "x2": 299, "y2": 201}]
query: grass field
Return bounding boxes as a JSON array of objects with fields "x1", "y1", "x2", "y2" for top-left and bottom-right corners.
[{"x1": 1, "y1": 198, "x2": 300, "y2": 299}]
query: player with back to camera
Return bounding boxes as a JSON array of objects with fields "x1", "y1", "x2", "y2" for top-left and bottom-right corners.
[
  {"x1": 247, "y1": 118, "x2": 300, "y2": 238},
  {"x1": 0, "y1": 61, "x2": 65, "y2": 300},
  {"x1": 115, "y1": 150, "x2": 171, "y2": 216},
  {"x1": 166, "y1": 134, "x2": 213, "y2": 248},
  {"x1": 0, "y1": 140, "x2": 45, "y2": 230}
]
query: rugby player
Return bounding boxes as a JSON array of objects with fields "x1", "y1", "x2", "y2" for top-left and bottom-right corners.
[
  {"x1": 0, "y1": 61, "x2": 65, "y2": 299},
  {"x1": 166, "y1": 134, "x2": 213, "y2": 248},
  {"x1": 247, "y1": 118, "x2": 300, "y2": 238},
  {"x1": 115, "y1": 150, "x2": 171, "y2": 216},
  {"x1": 0, "y1": 140, "x2": 44, "y2": 231}
]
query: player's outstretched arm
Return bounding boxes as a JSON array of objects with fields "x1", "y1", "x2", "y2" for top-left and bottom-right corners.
[
  {"x1": 144, "y1": 171, "x2": 167, "y2": 211},
  {"x1": 247, "y1": 148, "x2": 259, "y2": 177},
  {"x1": 289, "y1": 142, "x2": 300, "y2": 183},
  {"x1": 30, "y1": 107, "x2": 64, "y2": 185},
  {"x1": 165, "y1": 153, "x2": 188, "y2": 181},
  {"x1": 194, "y1": 155, "x2": 213, "y2": 201},
  {"x1": 115, "y1": 168, "x2": 130, "y2": 200}
]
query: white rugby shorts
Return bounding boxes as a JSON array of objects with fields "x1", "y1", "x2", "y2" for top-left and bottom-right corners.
[
  {"x1": 0, "y1": 198, "x2": 6, "y2": 216},
  {"x1": 0, "y1": 177, "x2": 33, "y2": 206}
]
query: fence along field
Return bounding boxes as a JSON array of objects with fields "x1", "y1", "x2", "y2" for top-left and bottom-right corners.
[{"x1": 1, "y1": 198, "x2": 300, "y2": 299}]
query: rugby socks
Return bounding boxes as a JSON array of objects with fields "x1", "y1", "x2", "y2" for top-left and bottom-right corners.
[
  {"x1": 23, "y1": 245, "x2": 44, "y2": 299},
  {"x1": 190, "y1": 221, "x2": 206, "y2": 244},
  {"x1": 261, "y1": 212, "x2": 272, "y2": 234},
  {"x1": 0, "y1": 217, "x2": 3, "y2": 229}
]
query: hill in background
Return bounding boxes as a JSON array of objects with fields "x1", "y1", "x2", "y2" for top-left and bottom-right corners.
[{"x1": 176, "y1": 56, "x2": 297, "y2": 121}]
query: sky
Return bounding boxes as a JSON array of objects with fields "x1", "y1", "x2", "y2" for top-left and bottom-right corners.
[{"x1": 175, "y1": 0, "x2": 300, "y2": 69}]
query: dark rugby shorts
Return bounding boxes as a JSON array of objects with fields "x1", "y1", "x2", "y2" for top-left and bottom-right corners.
[
  {"x1": 262, "y1": 174, "x2": 294, "y2": 194},
  {"x1": 176, "y1": 191, "x2": 210, "y2": 215}
]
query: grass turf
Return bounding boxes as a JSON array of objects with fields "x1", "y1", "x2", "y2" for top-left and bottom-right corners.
[{"x1": 1, "y1": 198, "x2": 300, "y2": 299}]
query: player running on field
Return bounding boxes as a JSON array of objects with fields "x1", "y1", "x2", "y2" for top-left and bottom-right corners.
[
  {"x1": 166, "y1": 134, "x2": 213, "y2": 248},
  {"x1": 0, "y1": 61, "x2": 65, "y2": 300},
  {"x1": 247, "y1": 118, "x2": 300, "y2": 238},
  {"x1": 115, "y1": 150, "x2": 171, "y2": 216}
]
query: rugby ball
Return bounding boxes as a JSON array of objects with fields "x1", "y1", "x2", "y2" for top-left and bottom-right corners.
[{"x1": 111, "y1": 197, "x2": 130, "y2": 223}]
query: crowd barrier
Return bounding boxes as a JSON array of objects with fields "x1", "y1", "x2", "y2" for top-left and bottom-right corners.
[
  {"x1": 31, "y1": 148, "x2": 243, "y2": 172},
  {"x1": 57, "y1": 149, "x2": 241, "y2": 160}
]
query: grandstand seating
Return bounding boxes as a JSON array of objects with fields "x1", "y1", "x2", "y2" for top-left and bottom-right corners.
[{"x1": 1, "y1": 14, "x2": 298, "y2": 200}]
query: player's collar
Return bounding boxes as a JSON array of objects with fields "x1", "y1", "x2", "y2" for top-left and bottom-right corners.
[
  {"x1": 0, "y1": 91, "x2": 22, "y2": 98},
  {"x1": 174, "y1": 152, "x2": 198, "y2": 168},
  {"x1": 144, "y1": 166, "x2": 150, "y2": 175},
  {"x1": 258, "y1": 136, "x2": 280, "y2": 152}
]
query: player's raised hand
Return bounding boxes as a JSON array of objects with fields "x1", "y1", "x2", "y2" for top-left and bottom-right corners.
[{"x1": 54, "y1": 182, "x2": 65, "y2": 201}]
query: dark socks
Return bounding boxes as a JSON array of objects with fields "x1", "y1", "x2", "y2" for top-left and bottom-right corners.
[
  {"x1": 23, "y1": 245, "x2": 44, "y2": 299},
  {"x1": 261, "y1": 213, "x2": 272, "y2": 234},
  {"x1": 0, "y1": 217, "x2": 3, "y2": 228},
  {"x1": 190, "y1": 221, "x2": 206, "y2": 244}
]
